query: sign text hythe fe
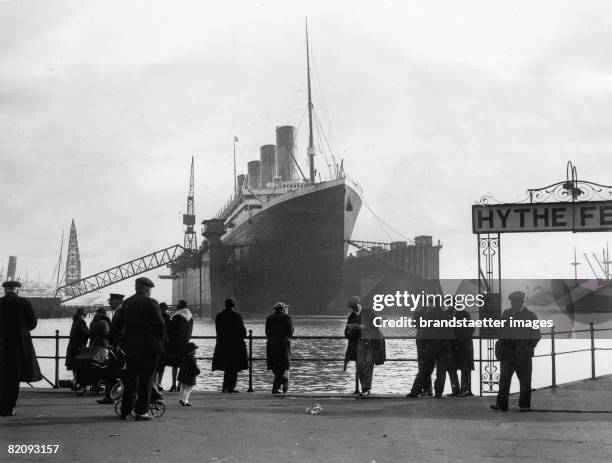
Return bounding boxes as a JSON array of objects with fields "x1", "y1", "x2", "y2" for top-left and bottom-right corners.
[{"x1": 472, "y1": 201, "x2": 612, "y2": 234}]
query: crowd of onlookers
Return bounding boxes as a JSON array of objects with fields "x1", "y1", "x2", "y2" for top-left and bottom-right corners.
[
  {"x1": 65, "y1": 294, "x2": 197, "y2": 404},
  {"x1": 1, "y1": 276, "x2": 539, "y2": 419}
]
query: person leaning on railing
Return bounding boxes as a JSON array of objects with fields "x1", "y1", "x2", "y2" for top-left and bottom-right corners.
[{"x1": 345, "y1": 296, "x2": 386, "y2": 397}]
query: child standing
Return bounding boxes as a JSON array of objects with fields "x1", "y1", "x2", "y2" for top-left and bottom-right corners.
[{"x1": 178, "y1": 342, "x2": 200, "y2": 406}]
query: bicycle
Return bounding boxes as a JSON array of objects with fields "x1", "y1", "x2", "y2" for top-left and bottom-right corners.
[
  {"x1": 111, "y1": 379, "x2": 165, "y2": 419},
  {"x1": 113, "y1": 398, "x2": 166, "y2": 419}
]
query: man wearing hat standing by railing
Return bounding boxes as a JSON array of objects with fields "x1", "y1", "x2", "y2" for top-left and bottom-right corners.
[
  {"x1": 110, "y1": 277, "x2": 165, "y2": 420},
  {"x1": 0, "y1": 281, "x2": 42, "y2": 416},
  {"x1": 491, "y1": 290, "x2": 541, "y2": 412},
  {"x1": 265, "y1": 302, "x2": 294, "y2": 394},
  {"x1": 212, "y1": 298, "x2": 248, "y2": 393}
]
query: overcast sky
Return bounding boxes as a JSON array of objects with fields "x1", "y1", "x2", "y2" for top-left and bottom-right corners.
[{"x1": 1, "y1": 0, "x2": 611, "y2": 303}]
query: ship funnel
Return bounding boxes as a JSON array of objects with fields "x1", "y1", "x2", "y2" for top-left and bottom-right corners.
[
  {"x1": 259, "y1": 145, "x2": 275, "y2": 187},
  {"x1": 275, "y1": 126, "x2": 298, "y2": 181},
  {"x1": 7, "y1": 256, "x2": 17, "y2": 280},
  {"x1": 247, "y1": 161, "x2": 260, "y2": 188}
]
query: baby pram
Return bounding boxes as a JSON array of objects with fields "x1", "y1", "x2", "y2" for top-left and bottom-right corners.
[{"x1": 73, "y1": 346, "x2": 126, "y2": 396}]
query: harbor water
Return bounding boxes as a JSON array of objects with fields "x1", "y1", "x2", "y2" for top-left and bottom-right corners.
[{"x1": 31, "y1": 315, "x2": 612, "y2": 395}]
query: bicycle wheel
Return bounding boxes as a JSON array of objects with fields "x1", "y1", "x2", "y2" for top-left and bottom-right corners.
[
  {"x1": 150, "y1": 401, "x2": 165, "y2": 418},
  {"x1": 91, "y1": 380, "x2": 105, "y2": 395},
  {"x1": 110, "y1": 382, "x2": 123, "y2": 401},
  {"x1": 74, "y1": 383, "x2": 86, "y2": 396},
  {"x1": 114, "y1": 399, "x2": 126, "y2": 417}
]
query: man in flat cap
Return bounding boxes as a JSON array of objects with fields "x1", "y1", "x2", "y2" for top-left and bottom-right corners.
[
  {"x1": 265, "y1": 302, "x2": 294, "y2": 394},
  {"x1": 110, "y1": 277, "x2": 165, "y2": 420},
  {"x1": 491, "y1": 290, "x2": 541, "y2": 412},
  {"x1": 0, "y1": 281, "x2": 42, "y2": 416}
]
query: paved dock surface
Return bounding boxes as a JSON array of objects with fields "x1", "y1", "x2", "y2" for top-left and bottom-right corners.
[{"x1": 2, "y1": 376, "x2": 612, "y2": 463}]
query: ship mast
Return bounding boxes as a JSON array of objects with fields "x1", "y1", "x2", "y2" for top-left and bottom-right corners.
[
  {"x1": 571, "y1": 246, "x2": 580, "y2": 287},
  {"x1": 306, "y1": 18, "x2": 316, "y2": 184},
  {"x1": 603, "y1": 242, "x2": 611, "y2": 280}
]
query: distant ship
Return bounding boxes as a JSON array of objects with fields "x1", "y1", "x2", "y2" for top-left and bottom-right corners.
[
  {"x1": 3, "y1": 220, "x2": 102, "y2": 315},
  {"x1": 3, "y1": 255, "x2": 60, "y2": 298},
  {"x1": 555, "y1": 244, "x2": 612, "y2": 318}
]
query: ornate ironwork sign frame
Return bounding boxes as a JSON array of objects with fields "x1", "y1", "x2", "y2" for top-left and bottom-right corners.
[{"x1": 473, "y1": 161, "x2": 612, "y2": 396}]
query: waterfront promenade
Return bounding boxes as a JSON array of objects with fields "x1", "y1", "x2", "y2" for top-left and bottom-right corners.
[{"x1": 1, "y1": 376, "x2": 612, "y2": 463}]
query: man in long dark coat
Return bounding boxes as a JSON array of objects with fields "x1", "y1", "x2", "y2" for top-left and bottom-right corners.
[
  {"x1": 452, "y1": 307, "x2": 475, "y2": 396},
  {"x1": 435, "y1": 307, "x2": 461, "y2": 396},
  {"x1": 355, "y1": 300, "x2": 386, "y2": 397},
  {"x1": 411, "y1": 305, "x2": 432, "y2": 396},
  {"x1": 491, "y1": 291, "x2": 541, "y2": 412},
  {"x1": 265, "y1": 302, "x2": 294, "y2": 394},
  {"x1": 212, "y1": 298, "x2": 248, "y2": 393},
  {"x1": 110, "y1": 277, "x2": 165, "y2": 420},
  {"x1": 0, "y1": 280, "x2": 42, "y2": 416},
  {"x1": 406, "y1": 303, "x2": 454, "y2": 398}
]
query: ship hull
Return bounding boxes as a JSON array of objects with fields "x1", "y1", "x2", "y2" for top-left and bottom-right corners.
[{"x1": 220, "y1": 180, "x2": 362, "y2": 315}]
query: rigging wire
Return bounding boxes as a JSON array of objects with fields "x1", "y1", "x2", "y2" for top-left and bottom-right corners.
[
  {"x1": 311, "y1": 109, "x2": 333, "y2": 179},
  {"x1": 313, "y1": 111, "x2": 338, "y2": 174},
  {"x1": 313, "y1": 125, "x2": 333, "y2": 180},
  {"x1": 360, "y1": 193, "x2": 415, "y2": 244},
  {"x1": 309, "y1": 42, "x2": 333, "y2": 146},
  {"x1": 309, "y1": 30, "x2": 413, "y2": 245},
  {"x1": 361, "y1": 198, "x2": 394, "y2": 242},
  {"x1": 308, "y1": 38, "x2": 340, "y2": 177}
]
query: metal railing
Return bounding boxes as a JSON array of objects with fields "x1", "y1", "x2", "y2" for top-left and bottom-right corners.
[
  {"x1": 31, "y1": 323, "x2": 612, "y2": 394},
  {"x1": 533, "y1": 323, "x2": 612, "y2": 388}
]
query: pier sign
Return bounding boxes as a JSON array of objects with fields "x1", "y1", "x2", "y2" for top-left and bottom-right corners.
[{"x1": 472, "y1": 200, "x2": 612, "y2": 234}]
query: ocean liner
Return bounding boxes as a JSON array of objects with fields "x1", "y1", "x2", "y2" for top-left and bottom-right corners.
[
  {"x1": 213, "y1": 166, "x2": 363, "y2": 315},
  {"x1": 171, "y1": 26, "x2": 363, "y2": 316}
]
